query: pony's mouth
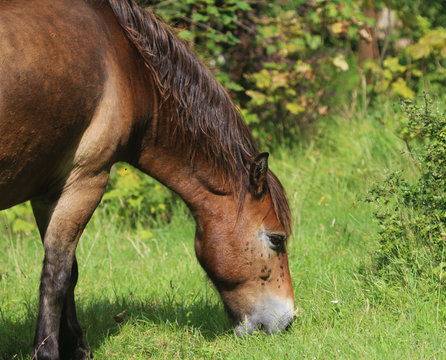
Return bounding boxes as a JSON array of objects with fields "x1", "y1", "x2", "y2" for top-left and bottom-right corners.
[{"x1": 233, "y1": 297, "x2": 295, "y2": 336}]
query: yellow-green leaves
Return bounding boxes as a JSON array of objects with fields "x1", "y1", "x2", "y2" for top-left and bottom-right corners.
[
  {"x1": 333, "y1": 54, "x2": 349, "y2": 71},
  {"x1": 286, "y1": 103, "x2": 305, "y2": 115},
  {"x1": 391, "y1": 78, "x2": 415, "y2": 99},
  {"x1": 407, "y1": 28, "x2": 446, "y2": 60},
  {"x1": 364, "y1": 58, "x2": 413, "y2": 99}
]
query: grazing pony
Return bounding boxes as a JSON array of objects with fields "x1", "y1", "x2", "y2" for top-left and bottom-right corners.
[{"x1": 0, "y1": 0, "x2": 294, "y2": 358}]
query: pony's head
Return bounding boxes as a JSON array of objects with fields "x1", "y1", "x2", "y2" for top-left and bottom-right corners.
[{"x1": 193, "y1": 153, "x2": 294, "y2": 334}]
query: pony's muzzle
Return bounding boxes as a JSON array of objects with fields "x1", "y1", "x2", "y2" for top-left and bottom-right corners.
[{"x1": 234, "y1": 297, "x2": 295, "y2": 336}]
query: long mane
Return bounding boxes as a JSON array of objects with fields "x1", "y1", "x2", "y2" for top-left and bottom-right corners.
[{"x1": 105, "y1": 0, "x2": 291, "y2": 235}]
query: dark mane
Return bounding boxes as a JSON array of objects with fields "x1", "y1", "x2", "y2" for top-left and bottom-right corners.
[{"x1": 105, "y1": 0, "x2": 291, "y2": 235}]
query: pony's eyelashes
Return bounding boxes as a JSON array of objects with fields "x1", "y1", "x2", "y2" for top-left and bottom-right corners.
[
  {"x1": 259, "y1": 229, "x2": 286, "y2": 250},
  {"x1": 259, "y1": 229, "x2": 287, "y2": 251},
  {"x1": 268, "y1": 234, "x2": 286, "y2": 250}
]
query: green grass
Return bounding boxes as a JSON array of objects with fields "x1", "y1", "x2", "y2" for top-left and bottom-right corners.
[{"x1": 1, "y1": 107, "x2": 445, "y2": 359}]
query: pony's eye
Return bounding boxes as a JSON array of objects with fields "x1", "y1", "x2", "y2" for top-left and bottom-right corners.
[{"x1": 268, "y1": 234, "x2": 286, "y2": 248}]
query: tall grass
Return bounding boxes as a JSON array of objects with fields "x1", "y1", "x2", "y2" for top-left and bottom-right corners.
[{"x1": 1, "y1": 107, "x2": 445, "y2": 359}]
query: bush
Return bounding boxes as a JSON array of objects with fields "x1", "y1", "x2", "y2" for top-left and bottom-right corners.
[
  {"x1": 364, "y1": 0, "x2": 446, "y2": 100},
  {"x1": 0, "y1": 202, "x2": 35, "y2": 235},
  {"x1": 102, "y1": 164, "x2": 178, "y2": 227},
  {"x1": 364, "y1": 95, "x2": 446, "y2": 296},
  {"x1": 241, "y1": 3, "x2": 362, "y2": 145}
]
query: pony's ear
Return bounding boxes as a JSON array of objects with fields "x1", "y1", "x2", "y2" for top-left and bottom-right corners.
[{"x1": 249, "y1": 152, "x2": 269, "y2": 198}]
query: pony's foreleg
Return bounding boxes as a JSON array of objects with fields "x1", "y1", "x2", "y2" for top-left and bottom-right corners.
[
  {"x1": 58, "y1": 257, "x2": 89, "y2": 359},
  {"x1": 31, "y1": 174, "x2": 108, "y2": 360}
]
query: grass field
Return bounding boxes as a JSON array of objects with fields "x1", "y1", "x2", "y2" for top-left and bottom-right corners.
[{"x1": 1, "y1": 106, "x2": 445, "y2": 359}]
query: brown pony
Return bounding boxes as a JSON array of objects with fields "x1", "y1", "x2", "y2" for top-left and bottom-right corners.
[{"x1": 0, "y1": 0, "x2": 294, "y2": 359}]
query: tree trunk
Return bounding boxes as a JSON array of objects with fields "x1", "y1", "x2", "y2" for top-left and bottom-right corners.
[{"x1": 358, "y1": 5, "x2": 379, "y2": 68}]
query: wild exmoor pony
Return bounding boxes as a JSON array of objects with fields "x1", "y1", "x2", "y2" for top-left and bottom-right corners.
[{"x1": 0, "y1": 0, "x2": 294, "y2": 358}]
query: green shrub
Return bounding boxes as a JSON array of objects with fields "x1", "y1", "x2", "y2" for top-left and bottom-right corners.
[
  {"x1": 242, "y1": 4, "x2": 361, "y2": 145},
  {"x1": 364, "y1": 0, "x2": 446, "y2": 100},
  {"x1": 102, "y1": 164, "x2": 177, "y2": 227},
  {"x1": 364, "y1": 27, "x2": 446, "y2": 100},
  {"x1": 0, "y1": 202, "x2": 35, "y2": 236},
  {"x1": 365, "y1": 95, "x2": 446, "y2": 296}
]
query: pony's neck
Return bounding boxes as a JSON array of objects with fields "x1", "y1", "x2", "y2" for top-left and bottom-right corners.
[{"x1": 134, "y1": 141, "x2": 229, "y2": 217}]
